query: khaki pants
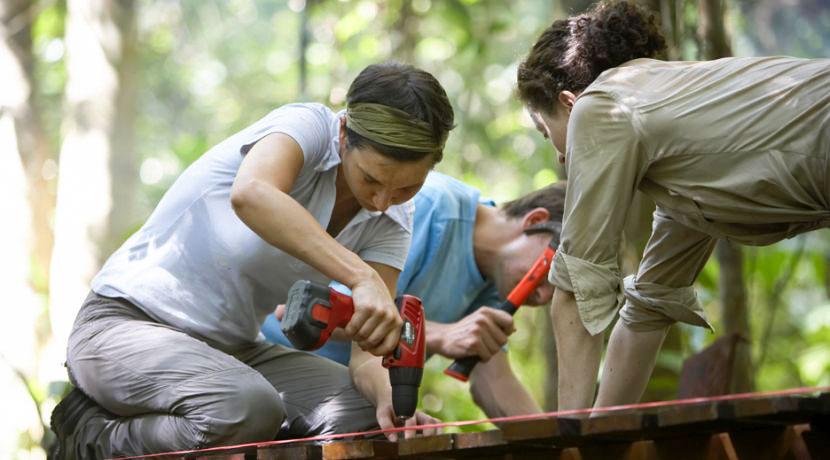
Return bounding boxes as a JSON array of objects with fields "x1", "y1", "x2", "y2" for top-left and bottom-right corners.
[{"x1": 65, "y1": 292, "x2": 377, "y2": 458}]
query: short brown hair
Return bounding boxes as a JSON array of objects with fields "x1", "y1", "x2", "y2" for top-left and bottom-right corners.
[
  {"x1": 517, "y1": 1, "x2": 666, "y2": 111},
  {"x1": 346, "y1": 62, "x2": 455, "y2": 163},
  {"x1": 502, "y1": 181, "x2": 566, "y2": 227}
]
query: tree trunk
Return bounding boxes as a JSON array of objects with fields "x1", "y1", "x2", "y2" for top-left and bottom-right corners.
[
  {"x1": 1, "y1": 0, "x2": 55, "y2": 287},
  {"x1": 660, "y1": 0, "x2": 684, "y2": 60},
  {"x1": 298, "y1": 0, "x2": 311, "y2": 99},
  {"x1": 0, "y1": 0, "x2": 53, "y2": 450},
  {"x1": 698, "y1": 0, "x2": 733, "y2": 59},
  {"x1": 390, "y1": 0, "x2": 417, "y2": 63},
  {"x1": 48, "y1": 0, "x2": 137, "y2": 359},
  {"x1": 105, "y1": 1, "x2": 138, "y2": 259}
]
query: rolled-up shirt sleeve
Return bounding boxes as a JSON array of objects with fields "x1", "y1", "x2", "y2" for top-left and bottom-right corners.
[
  {"x1": 549, "y1": 92, "x2": 647, "y2": 335},
  {"x1": 620, "y1": 207, "x2": 717, "y2": 331}
]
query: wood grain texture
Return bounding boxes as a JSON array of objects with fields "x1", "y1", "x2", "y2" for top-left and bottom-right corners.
[{"x1": 148, "y1": 393, "x2": 830, "y2": 459}]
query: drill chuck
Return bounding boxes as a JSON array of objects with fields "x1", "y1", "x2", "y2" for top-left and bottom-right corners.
[{"x1": 389, "y1": 367, "x2": 424, "y2": 419}]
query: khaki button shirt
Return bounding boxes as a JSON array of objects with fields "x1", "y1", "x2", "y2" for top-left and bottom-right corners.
[{"x1": 550, "y1": 56, "x2": 830, "y2": 335}]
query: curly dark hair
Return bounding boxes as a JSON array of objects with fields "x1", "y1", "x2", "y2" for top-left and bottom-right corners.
[
  {"x1": 345, "y1": 62, "x2": 455, "y2": 163},
  {"x1": 517, "y1": 1, "x2": 666, "y2": 111}
]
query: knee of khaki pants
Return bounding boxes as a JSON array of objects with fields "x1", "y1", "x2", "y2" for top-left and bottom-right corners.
[{"x1": 186, "y1": 368, "x2": 286, "y2": 446}]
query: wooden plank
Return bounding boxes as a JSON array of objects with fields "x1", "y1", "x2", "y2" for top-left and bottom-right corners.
[
  {"x1": 195, "y1": 454, "x2": 250, "y2": 460},
  {"x1": 796, "y1": 393, "x2": 830, "y2": 426},
  {"x1": 725, "y1": 426, "x2": 807, "y2": 460},
  {"x1": 240, "y1": 393, "x2": 830, "y2": 459},
  {"x1": 574, "y1": 441, "x2": 639, "y2": 460},
  {"x1": 720, "y1": 396, "x2": 815, "y2": 427},
  {"x1": 578, "y1": 410, "x2": 649, "y2": 438},
  {"x1": 534, "y1": 409, "x2": 653, "y2": 448},
  {"x1": 655, "y1": 401, "x2": 720, "y2": 428},
  {"x1": 451, "y1": 430, "x2": 504, "y2": 450},
  {"x1": 257, "y1": 443, "x2": 321, "y2": 460},
  {"x1": 678, "y1": 334, "x2": 742, "y2": 398},
  {"x1": 802, "y1": 423, "x2": 830, "y2": 460},
  {"x1": 511, "y1": 448, "x2": 579, "y2": 460},
  {"x1": 652, "y1": 394, "x2": 826, "y2": 438},
  {"x1": 718, "y1": 397, "x2": 777, "y2": 419},
  {"x1": 472, "y1": 447, "x2": 577, "y2": 460},
  {"x1": 321, "y1": 439, "x2": 396, "y2": 460},
  {"x1": 500, "y1": 417, "x2": 563, "y2": 442},
  {"x1": 151, "y1": 454, "x2": 249, "y2": 460},
  {"x1": 621, "y1": 441, "x2": 658, "y2": 460},
  {"x1": 155, "y1": 446, "x2": 256, "y2": 460},
  {"x1": 396, "y1": 433, "x2": 454, "y2": 457},
  {"x1": 787, "y1": 424, "x2": 814, "y2": 460},
  {"x1": 449, "y1": 429, "x2": 509, "y2": 458},
  {"x1": 652, "y1": 433, "x2": 736, "y2": 460},
  {"x1": 450, "y1": 430, "x2": 566, "y2": 459}
]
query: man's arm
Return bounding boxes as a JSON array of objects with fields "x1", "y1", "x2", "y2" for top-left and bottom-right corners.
[{"x1": 469, "y1": 351, "x2": 541, "y2": 418}]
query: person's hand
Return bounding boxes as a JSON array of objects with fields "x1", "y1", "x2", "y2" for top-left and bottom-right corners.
[
  {"x1": 274, "y1": 303, "x2": 285, "y2": 320},
  {"x1": 347, "y1": 275, "x2": 403, "y2": 356},
  {"x1": 376, "y1": 402, "x2": 441, "y2": 442},
  {"x1": 437, "y1": 307, "x2": 515, "y2": 361}
]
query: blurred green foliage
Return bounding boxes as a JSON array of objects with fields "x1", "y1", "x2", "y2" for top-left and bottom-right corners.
[{"x1": 133, "y1": 0, "x2": 562, "y2": 209}]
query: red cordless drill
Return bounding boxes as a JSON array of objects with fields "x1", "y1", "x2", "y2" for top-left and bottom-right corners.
[
  {"x1": 281, "y1": 280, "x2": 426, "y2": 419},
  {"x1": 444, "y1": 242, "x2": 556, "y2": 382}
]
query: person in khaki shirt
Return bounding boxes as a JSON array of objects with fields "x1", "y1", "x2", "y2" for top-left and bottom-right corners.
[{"x1": 516, "y1": 0, "x2": 830, "y2": 410}]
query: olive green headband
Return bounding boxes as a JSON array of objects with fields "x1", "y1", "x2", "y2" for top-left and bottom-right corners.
[{"x1": 345, "y1": 102, "x2": 446, "y2": 155}]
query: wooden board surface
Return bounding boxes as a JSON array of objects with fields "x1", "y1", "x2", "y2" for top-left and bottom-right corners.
[{"x1": 142, "y1": 392, "x2": 830, "y2": 460}]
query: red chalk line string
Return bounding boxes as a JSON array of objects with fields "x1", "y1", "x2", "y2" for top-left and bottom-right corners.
[{"x1": 111, "y1": 385, "x2": 830, "y2": 459}]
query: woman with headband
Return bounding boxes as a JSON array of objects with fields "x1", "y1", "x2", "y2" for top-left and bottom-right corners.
[
  {"x1": 517, "y1": 1, "x2": 829, "y2": 410},
  {"x1": 50, "y1": 62, "x2": 455, "y2": 459}
]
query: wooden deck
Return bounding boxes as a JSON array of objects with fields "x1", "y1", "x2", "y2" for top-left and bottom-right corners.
[{"x1": 135, "y1": 392, "x2": 830, "y2": 459}]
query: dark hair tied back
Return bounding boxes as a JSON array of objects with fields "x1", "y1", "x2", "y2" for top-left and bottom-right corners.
[
  {"x1": 518, "y1": 0, "x2": 666, "y2": 111},
  {"x1": 345, "y1": 62, "x2": 454, "y2": 163}
]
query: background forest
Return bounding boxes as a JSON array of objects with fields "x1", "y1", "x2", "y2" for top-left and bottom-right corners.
[{"x1": 2, "y1": 0, "x2": 829, "y2": 458}]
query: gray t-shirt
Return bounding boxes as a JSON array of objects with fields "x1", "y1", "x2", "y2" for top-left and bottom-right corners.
[{"x1": 92, "y1": 103, "x2": 414, "y2": 349}]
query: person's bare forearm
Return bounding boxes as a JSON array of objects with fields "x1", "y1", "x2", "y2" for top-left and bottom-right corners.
[
  {"x1": 349, "y1": 343, "x2": 392, "y2": 406},
  {"x1": 232, "y1": 182, "x2": 376, "y2": 287},
  {"x1": 469, "y1": 352, "x2": 541, "y2": 418},
  {"x1": 550, "y1": 289, "x2": 603, "y2": 410},
  {"x1": 425, "y1": 320, "x2": 448, "y2": 355}
]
